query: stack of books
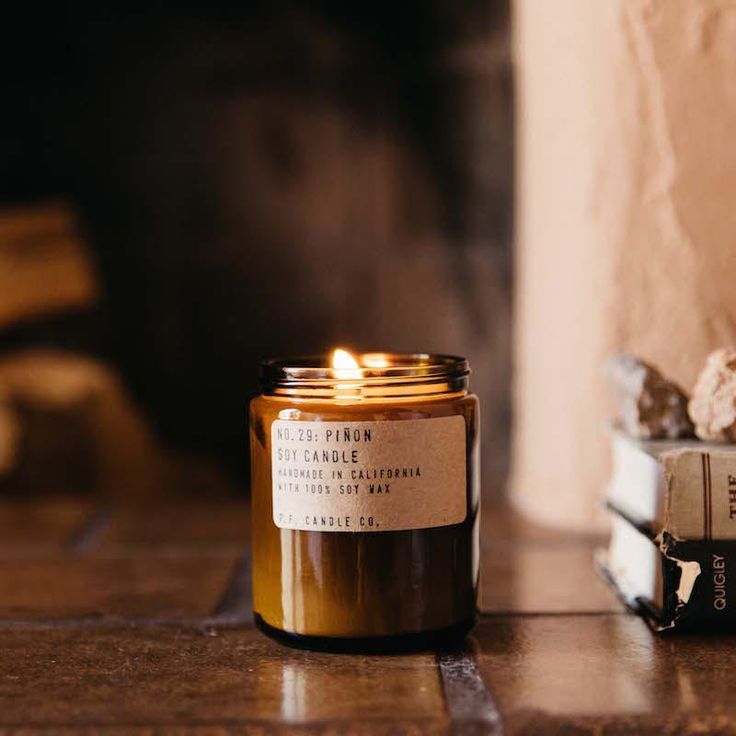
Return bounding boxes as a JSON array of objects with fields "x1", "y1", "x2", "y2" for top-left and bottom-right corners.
[{"x1": 601, "y1": 430, "x2": 736, "y2": 630}]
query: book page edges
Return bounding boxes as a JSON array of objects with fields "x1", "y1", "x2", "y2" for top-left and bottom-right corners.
[{"x1": 601, "y1": 508, "x2": 702, "y2": 631}]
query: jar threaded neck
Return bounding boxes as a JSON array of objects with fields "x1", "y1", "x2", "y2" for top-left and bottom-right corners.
[{"x1": 259, "y1": 353, "x2": 469, "y2": 399}]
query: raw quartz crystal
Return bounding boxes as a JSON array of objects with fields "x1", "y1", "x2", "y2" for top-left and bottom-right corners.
[
  {"x1": 605, "y1": 354, "x2": 694, "y2": 440},
  {"x1": 689, "y1": 348, "x2": 736, "y2": 442}
]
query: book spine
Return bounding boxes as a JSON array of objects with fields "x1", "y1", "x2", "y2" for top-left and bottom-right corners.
[
  {"x1": 665, "y1": 450, "x2": 736, "y2": 540},
  {"x1": 661, "y1": 535, "x2": 736, "y2": 629}
]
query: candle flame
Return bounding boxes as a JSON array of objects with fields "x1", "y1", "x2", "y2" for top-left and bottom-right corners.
[
  {"x1": 332, "y1": 348, "x2": 359, "y2": 369},
  {"x1": 331, "y1": 348, "x2": 362, "y2": 380}
]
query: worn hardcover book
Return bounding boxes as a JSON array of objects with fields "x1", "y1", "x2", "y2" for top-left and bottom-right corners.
[
  {"x1": 601, "y1": 509, "x2": 736, "y2": 631},
  {"x1": 607, "y1": 430, "x2": 736, "y2": 540}
]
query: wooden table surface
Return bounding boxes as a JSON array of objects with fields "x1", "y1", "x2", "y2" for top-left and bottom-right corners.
[{"x1": 0, "y1": 499, "x2": 732, "y2": 735}]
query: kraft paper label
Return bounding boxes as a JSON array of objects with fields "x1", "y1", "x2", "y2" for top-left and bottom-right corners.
[{"x1": 271, "y1": 416, "x2": 467, "y2": 532}]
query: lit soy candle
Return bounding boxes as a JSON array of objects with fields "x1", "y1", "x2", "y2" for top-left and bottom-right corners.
[{"x1": 250, "y1": 350, "x2": 479, "y2": 651}]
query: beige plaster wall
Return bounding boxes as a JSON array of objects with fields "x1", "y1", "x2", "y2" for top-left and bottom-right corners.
[{"x1": 512, "y1": 0, "x2": 736, "y2": 529}]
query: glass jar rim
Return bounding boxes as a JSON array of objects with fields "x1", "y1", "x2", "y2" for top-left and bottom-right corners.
[{"x1": 259, "y1": 352, "x2": 469, "y2": 394}]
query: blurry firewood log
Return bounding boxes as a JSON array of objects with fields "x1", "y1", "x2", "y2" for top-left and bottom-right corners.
[
  {"x1": 0, "y1": 203, "x2": 236, "y2": 499},
  {"x1": 0, "y1": 350, "x2": 157, "y2": 497},
  {"x1": 0, "y1": 349, "x2": 236, "y2": 499},
  {"x1": 0, "y1": 202, "x2": 98, "y2": 328}
]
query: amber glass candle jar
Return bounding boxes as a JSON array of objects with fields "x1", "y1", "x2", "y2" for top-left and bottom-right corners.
[{"x1": 249, "y1": 351, "x2": 479, "y2": 652}]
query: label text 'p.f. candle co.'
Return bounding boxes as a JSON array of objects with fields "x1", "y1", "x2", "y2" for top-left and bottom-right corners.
[{"x1": 271, "y1": 416, "x2": 466, "y2": 532}]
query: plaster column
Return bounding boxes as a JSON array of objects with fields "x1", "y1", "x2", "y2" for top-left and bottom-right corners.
[{"x1": 512, "y1": 1, "x2": 736, "y2": 529}]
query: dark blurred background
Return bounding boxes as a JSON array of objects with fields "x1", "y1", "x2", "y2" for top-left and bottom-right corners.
[{"x1": 0, "y1": 2, "x2": 512, "y2": 500}]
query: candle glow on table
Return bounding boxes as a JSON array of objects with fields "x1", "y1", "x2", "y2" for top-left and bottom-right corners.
[{"x1": 249, "y1": 350, "x2": 480, "y2": 652}]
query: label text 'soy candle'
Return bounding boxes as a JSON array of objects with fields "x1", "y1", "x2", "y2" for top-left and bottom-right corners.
[{"x1": 249, "y1": 350, "x2": 480, "y2": 652}]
